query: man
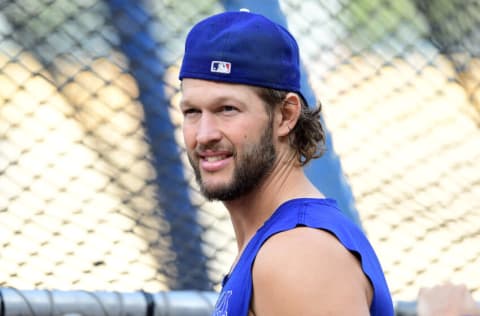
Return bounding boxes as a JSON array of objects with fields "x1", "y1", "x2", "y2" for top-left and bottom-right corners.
[{"x1": 179, "y1": 9, "x2": 394, "y2": 316}]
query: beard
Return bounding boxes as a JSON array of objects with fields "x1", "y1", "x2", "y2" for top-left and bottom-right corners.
[{"x1": 188, "y1": 122, "x2": 277, "y2": 201}]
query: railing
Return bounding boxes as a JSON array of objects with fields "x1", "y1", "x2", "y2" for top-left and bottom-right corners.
[
  {"x1": 0, "y1": 288, "x2": 425, "y2": 316},
  {"x1": 0, "y1": 289, "x2": 217, "y2": 316}
]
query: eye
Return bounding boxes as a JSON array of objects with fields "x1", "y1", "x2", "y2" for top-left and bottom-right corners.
[
  {"x1": 182, "y1": 108, "x2": 200, "y2": 117},
  {"x1": 221, "y1": 105, "x2": 238, "y2": 114}
]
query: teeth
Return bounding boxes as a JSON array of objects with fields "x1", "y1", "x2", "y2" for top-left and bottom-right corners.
[{"x1": 205, "y1": 156, "x2": 225, "y2": 162}]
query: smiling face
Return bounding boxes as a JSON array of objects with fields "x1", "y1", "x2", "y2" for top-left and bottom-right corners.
[{"x1": 180, "y1": 79, "x2": 277, "y2": 201}]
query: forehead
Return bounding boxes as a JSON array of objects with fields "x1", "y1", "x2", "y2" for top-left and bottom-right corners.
[{"x1": 180, "y1": 78, "x2": 263, "y2": 107}]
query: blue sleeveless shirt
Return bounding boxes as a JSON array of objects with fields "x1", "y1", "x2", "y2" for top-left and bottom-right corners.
[{"x1": 212, "y1": 198, "x2": 394, "y2": 316}]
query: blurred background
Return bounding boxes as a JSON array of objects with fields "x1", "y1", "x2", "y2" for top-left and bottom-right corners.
[{"x1": 0, "y1": 0, "x2": 479, "y2": 306}]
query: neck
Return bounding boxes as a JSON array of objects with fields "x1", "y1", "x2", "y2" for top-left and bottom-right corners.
[{"x1": 223, "y1": 154, "x2": 323, "y2": 252}]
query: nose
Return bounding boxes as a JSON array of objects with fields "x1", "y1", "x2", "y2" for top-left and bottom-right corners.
[{"x1": 196, "y1": 113, "x2": 222, "y2": 145}]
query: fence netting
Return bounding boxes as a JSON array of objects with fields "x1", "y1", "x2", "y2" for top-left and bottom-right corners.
[{"x1": 0, "y1": 0, "x2": 479, "y2": 304}]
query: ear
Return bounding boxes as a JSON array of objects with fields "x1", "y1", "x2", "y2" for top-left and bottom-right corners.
[{"x1": 276, "y1": 93, "x2": 301, "y2": 137}]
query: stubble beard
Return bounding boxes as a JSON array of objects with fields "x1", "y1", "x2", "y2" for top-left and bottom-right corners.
[{"x1": 188, "y1": 123, "x2": 277, "y2": 201}]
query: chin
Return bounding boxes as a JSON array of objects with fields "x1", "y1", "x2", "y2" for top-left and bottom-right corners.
[
  {"x1": 202, "y1": 182, "x2": 229, "y2": 195},
  {"x1": 200, "y1": 183, "x2": 234, "y2": 201}
]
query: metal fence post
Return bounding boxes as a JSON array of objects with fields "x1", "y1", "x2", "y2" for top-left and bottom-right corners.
[{"x1": 106, "y1": 0, "x2": 210, "y2": 290}]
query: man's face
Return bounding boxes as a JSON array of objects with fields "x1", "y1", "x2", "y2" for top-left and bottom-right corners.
[{"x1": 180, "y1": 79, "x2": 277, "y2": 201}]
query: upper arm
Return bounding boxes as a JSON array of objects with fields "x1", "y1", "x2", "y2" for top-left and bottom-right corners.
[{"x1": 251, "y1": 227, "x2": 373, "y2": 316}]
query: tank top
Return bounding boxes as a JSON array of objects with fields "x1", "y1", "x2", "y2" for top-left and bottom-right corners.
[{"x1": 212, "y1": 198, "x2": 394, "y2": 316}]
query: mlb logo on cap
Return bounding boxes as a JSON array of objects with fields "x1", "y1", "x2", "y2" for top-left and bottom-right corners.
[{"x1": 211, "y1": 61, "x2": 231, "y2": 74}]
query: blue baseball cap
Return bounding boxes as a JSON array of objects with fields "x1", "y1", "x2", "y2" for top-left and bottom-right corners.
[{"x1": 179, "y1": 10, "x2": 307, "y2": 105}]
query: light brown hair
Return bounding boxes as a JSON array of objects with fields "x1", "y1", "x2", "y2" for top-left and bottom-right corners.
[{"x1": 255, "y1": 87, "x2": 326, "y2": 166}]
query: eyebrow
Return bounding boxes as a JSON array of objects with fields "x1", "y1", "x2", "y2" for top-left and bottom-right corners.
[
  {"x1": 179, "y1": 99, "x2": 192, "y2": 109},
  {"x1": 181, "y1": 95, "x2": 247, "y2": 109}
]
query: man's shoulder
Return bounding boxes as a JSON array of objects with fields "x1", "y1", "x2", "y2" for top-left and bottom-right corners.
[
  {"x1": 255, "y1": 226, "x2": 356, "y2": 272},
  {"x1": 251, "y1": 227, "x2": 373, "y2": 315}
]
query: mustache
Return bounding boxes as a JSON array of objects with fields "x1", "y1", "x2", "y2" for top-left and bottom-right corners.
[{"x1": 195, "y1": 143, "x2": 233, "y2": 154}]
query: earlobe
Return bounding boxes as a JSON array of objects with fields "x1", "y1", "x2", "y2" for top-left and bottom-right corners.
[{"x1": 277, "y1": 93, "x2": 301, "y2": 137}]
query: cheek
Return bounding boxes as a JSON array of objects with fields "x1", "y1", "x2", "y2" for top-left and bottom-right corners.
[
  {"x1": 182, "y1": 126, "x2": 196, "y2": 148},
  {"x1": 243, "y1": 118, "x2": 266, "y2": 136},
  {"x1": 235, "y1": 127, "x2": 254, "y2": 144}
]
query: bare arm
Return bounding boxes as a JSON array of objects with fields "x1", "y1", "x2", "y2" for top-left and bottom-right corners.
[{"x1": 251, "y1": 227, "x2": 372, "y2": 316}]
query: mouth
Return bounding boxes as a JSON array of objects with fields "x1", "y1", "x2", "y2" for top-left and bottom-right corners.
[
  {"x1": 204, "y1": 155, "x2": 229, "y2": 162},
  {"x1": 198, "y1": 151, "x2": 233, "y2": 172}
]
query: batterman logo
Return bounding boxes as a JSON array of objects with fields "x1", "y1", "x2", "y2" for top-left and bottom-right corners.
[
  {"x1": 211, "y1": 61, "x2": 231, "y2": 74},
  {"x1": 213, "y1": 290, "x2": 232, "y2": 316}
]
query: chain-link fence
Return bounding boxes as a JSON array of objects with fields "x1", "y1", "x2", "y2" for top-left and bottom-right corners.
[{"x1": 1, "y1": 0, "x2": 479, "y2": 307}]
